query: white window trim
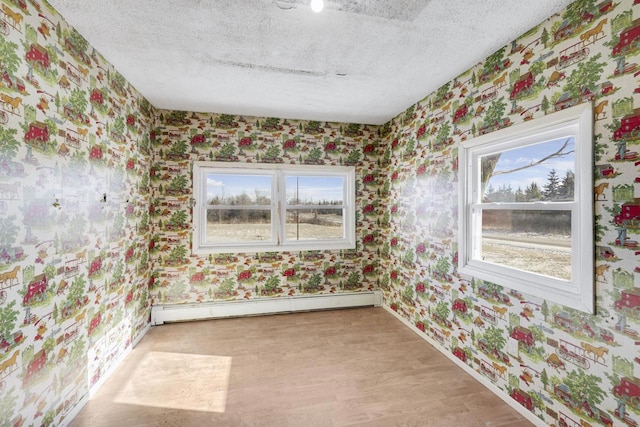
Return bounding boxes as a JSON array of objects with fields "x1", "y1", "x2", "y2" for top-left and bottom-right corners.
[
  {"x1": 192, "y1": 161, "x2": 356, "y2": 254},
  {"x1": 458, "y1": 103, "x2": 594, "y2": 313}
]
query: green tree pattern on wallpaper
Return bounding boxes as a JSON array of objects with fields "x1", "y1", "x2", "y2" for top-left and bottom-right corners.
[
  {"x1": 0, "y1": 302, "x2": 19, "y2": 342},
  {"x1": 0, "y1": 216, "x2": 20, "y2": 250},
  {"x1": 563, "y1": 54, "x2": 607, "y2": 98},
  {"x1": 0, "y1": 127, "x2": 21, "y2": 159},
  {"x1": 564, "y1": 369, "x2": 606, "y2": 409},
  {"x1": 0, "y1": 37, "x2": 21, "y2": 75},
  {"x1": 68, "y1": 88, "x2": 88, "y2": 116}
]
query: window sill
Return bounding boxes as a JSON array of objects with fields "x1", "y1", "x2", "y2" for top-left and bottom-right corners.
[
  {"x1": 192, "y1": 240, "x2": 356, "y2": 255},
  {"x1": 459, "y1": 260, "x2": 593, "y2": 313}
]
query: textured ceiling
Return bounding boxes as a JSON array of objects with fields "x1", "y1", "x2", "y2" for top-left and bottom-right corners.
[{"x1": 47, "y1": 0, "x2": 576, "y2": 125}]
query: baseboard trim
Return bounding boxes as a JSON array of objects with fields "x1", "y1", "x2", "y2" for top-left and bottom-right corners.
[
  {"x1": 132, "y1": 322, "x2": 151, "y2": 348},
  {"x1": 89, "y1": 322, "x2": 151, "y2": 397},
  {"x1": 151, "y1": 291, "x2": 383, "y2": 325},
  {"x1": 62, "y1": 395, "x2": 88, "y2": 427},
  {"x1": 383, "y1": 305, "x2": 545, "y2": 427},
  {"x1": 62, "y1": 321, "x2": 151, "y2": 427}
]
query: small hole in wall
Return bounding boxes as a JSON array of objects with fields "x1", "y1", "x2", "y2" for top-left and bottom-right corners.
[{"x1": 101, "y1": 193, "x2": 107, "y2": 203}]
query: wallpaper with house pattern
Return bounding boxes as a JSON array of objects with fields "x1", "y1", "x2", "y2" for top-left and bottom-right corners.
[
  {"x1": 0, "y1": 0, "x2": 153, "y2": 425},
  {"x1": 2, "y1": 0, "x2": 640, "y2": 425}
]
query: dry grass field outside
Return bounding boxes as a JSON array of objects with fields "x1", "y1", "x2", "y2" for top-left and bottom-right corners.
[
  {"x1": 207, "y1": 213, "x2": 343, "y2": 242},
  {"x1": 207, "y1": 217, "x2": 571, "y2": 281},
  {"x1": 482, "y1": 232, "x2": 572, "y2": 280}
]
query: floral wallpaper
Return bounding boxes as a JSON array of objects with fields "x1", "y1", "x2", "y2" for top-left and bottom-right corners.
[
  {"x1": 148, "y1": 111, "x2": 383, "y2": 304},
  {"x1": 0, "y1": 0, "x2": 153, "y2": 425},
  {"x1": 382, "y1": 0, "x2": 640, "y2": 425}
]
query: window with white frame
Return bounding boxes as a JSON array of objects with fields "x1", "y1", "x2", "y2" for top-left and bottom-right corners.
[
  {"x1": 458, "y1": 103, "x2": 594, "y2": 313},
  {"x1": 192, "y1": 162, "x2": 356, "y2": 254}
]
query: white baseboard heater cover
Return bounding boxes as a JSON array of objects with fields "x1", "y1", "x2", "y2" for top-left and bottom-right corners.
[{"x1": 151, "y1": 291, "x2": 383, "y2": 325}]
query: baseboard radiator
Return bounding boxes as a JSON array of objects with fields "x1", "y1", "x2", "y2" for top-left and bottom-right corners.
[{"x1": 151, "y1": 291, "x2": 383, "y2": 325}]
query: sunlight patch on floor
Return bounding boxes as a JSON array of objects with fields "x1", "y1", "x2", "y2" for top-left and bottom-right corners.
[{"x1": 114, "y1": 351, "x2": 231, "y2": 413}]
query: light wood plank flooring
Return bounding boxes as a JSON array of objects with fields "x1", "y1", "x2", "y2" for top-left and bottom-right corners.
[{"x1": 70, "y1": 307, "x2": 532, "y2": 426}]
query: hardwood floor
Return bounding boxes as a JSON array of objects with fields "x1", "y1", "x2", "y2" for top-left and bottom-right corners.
[{"x1": 70, "y1": 307, "x2": 532, "y2": 426}]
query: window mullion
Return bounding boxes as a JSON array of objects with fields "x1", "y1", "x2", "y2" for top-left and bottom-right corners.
[
  {"x1": 198, "y1": 168, "x2": 206, "y2": 250},
  {"x1": 275, "y1": 171, "x2": 283, "y2": 246}
]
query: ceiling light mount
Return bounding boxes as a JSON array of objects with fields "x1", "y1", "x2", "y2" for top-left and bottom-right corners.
[{"x1": 310, "y1": 0, "x2": 324, "y2": 13}]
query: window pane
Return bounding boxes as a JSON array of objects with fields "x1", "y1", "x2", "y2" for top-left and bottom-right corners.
[
  {"x1": 206, "y1": 174, "x2": 272, "y2": 205},
  {"x1": 285, "y1": 209, "x2": 343, "y2": 240},
  {"x1": 479, "y1": 210, "x2": 571, "y2": 280},
  {"x1": 206, "y1": 209, "x2": 272, "y2": 243},
  {"x1": 482, "y1": 137, "x2": 575, "y2": 203},
  {"x1": 286, "y1": 176, "x2": 344, "y2": 205}
]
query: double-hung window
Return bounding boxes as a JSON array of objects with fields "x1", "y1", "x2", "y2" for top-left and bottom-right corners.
[
  {"x1": 458, "y1": 103, "x2": 594, "y2": 313},
  {"x1": 193, "y1": 162, "x2": 356, "y2": 254}
]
